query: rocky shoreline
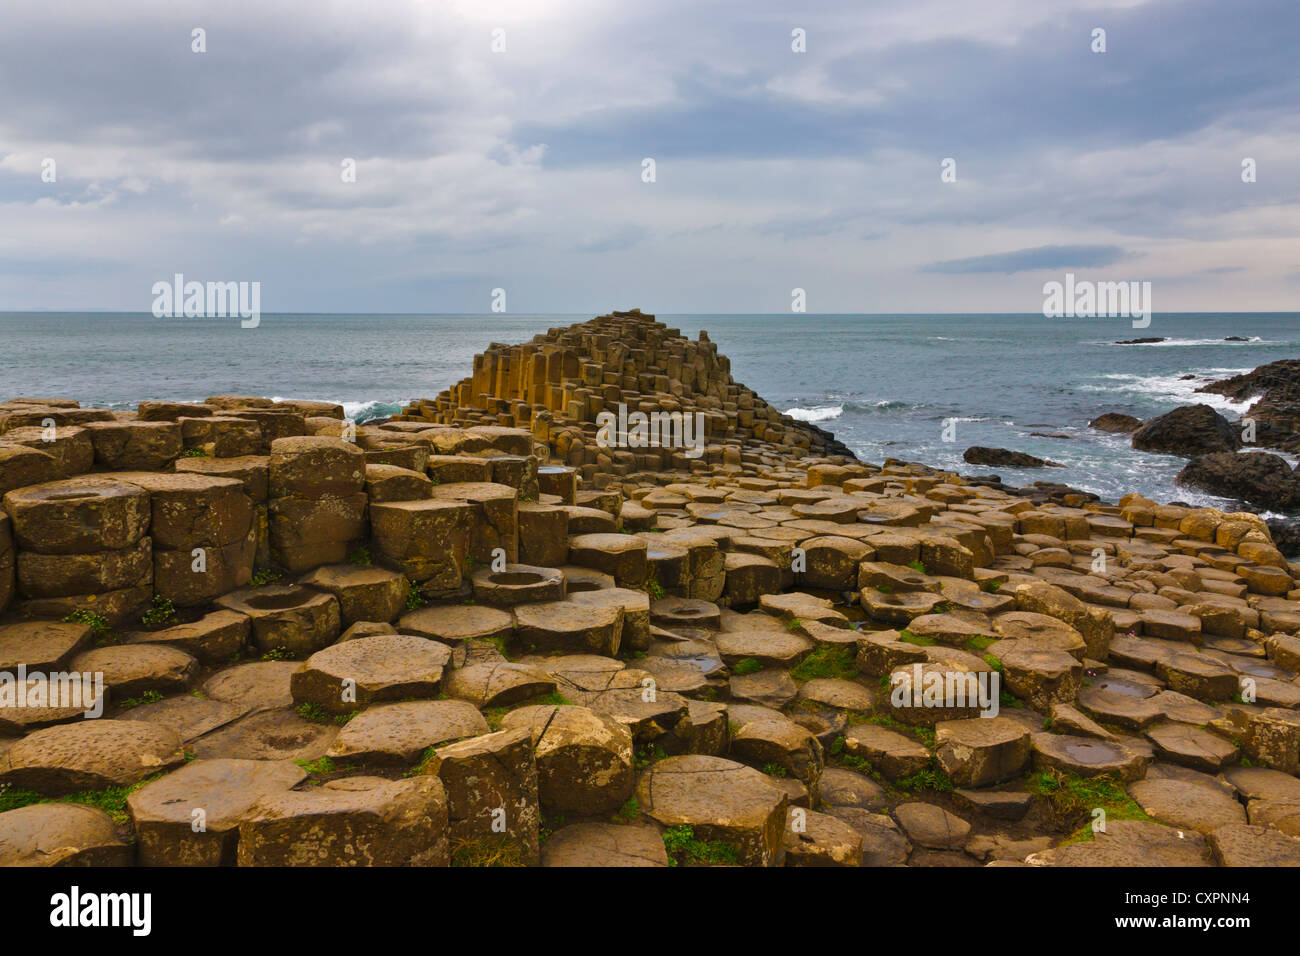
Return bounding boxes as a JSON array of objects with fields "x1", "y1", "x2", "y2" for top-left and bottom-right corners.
[
  {"x1": 1, "y1": 309, "x2": 1299, "y2": 867},
  {"x1": 969, "y1": 361, "x2": 1300, "y2": 537}
]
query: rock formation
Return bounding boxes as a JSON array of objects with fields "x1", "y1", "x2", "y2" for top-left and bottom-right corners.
[
  {"x1": 1089, "y1": 413, "x2": 1142, "y2": 434},
  {"x1": 1, "y1": 310, "x2": 1299, "y2": 869},
  {"x1": 963, "y1": 447, "x2": 1062, "y2": 468},
  {"x1": 395, "y1": 309, "x2": 855, "y2": 480},
  {"x1": 1131, "y1": 403, "x2": 1241, "y2": 457},
  {"x1": 1177, "y1": 451, "x2": 1300, "y2": 512},
  {"x1": 1199, "y1": 360, "x2": 1300, "y2": 454}
]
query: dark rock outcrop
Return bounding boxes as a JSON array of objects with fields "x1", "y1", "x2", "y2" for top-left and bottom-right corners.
[
  {"x1": 1175, "y1": 451, "x2": 1300, "y2": 512},
  {"x1": 1267, "y1": 517, "x2": 1300, "y2": 557},
  {"x1": 1089, "y1": 413, "x2": 1142, "y2": 434},
  {"x1": 1131, "y1": 405, "x2": 1240, "y2": 458},
  {"x1": 962, "y1": 447, "x2": 1060, "y2": 468},
  {"x1": 1199, "y1": 359, "x2": 1300, "y2": 453}
]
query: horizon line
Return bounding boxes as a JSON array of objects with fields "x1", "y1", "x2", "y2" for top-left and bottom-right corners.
[{"x1": 2, "y1": 310, "x2": 1298, "y2": 317}]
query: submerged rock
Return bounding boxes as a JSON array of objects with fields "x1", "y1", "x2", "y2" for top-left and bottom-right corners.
[
  {"x1": 963, "y1": 447, "x2": 1061, "y2": 468},
  {"x1": 1088, "y1": 412, "x2": 1143, "y2": 434}
]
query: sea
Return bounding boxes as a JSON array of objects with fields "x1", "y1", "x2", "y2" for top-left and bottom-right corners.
[{"x1": 2, "y1": 311, "x2": 1296, "y2": 513}]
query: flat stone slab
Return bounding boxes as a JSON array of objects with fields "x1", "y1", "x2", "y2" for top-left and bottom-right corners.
[
  {"x1": 1076, "y1": 684, "x2": 1164, "y2": 729},
  {"x1": 906, "y1": 613, "x2": 998, "y2": 647},
  {"x1": 443, "y1": 662, "x2": 556, "y2": 708},
  {"x1": 540, "y1": 822, "x2": 669, "y2": 867},
  {"x1": 119, "y1": 694, "x2": 242, "y2": 742},
  {"x1": 1028, "y1": 820, "x2": 1213, "y2": 866},
  {"x1": 126, "y1": 609, "x2": 250, "y2": 664},
  {"x1": 203, "y1": 661, "x2": 299, "y2": 713},
  {"x1": 1048, "y1": 702, "x2": 1114, "y2": 741},
  {"x1": 894, "y1": 802, "x2": 971, "y2": 850},
  {"x1": 398, "y1": 603, "x2": 514, "y2": 644},
  {"x1": 513, "y1": 600, "x2": 624, "y2": 656},
  {"x1": 0, "y1": 672, "x2": 105, "y2": 734},
  {"x1": 727, "y1": 704, "x2": 824, "y2": 786},
  {"x1": 1209, "y1": 823, "x2": 1300, "y2": 866},
  {"x1": 783, "y1": 808, "x2": 864, "y2": 866},
  {"x1": 72, "y1": 644, "x2": 198, "y2": 699},
  {"x1": 236, "y1": 776, "x2": 449, "y2": 866},
  {"x1": 3, "y1": 477, "x2": 149, "y2": 553},
  {"x1": 934, "y1": 716, "x2": 1032, "y2": 787},
  {"x1": 952, "y1": 788, "x2": 1034, "y2": 822},
  {"x1": 291, "y1": 634, "x2": 453, "y2": 713},
  {"x1": 189, "y1": 707, "x2": 338, "y2": 762},
  {"x1": 818, "y1": 767, "x2": 888, "y2": 811},
  {"x1": 1, "y1": 719, "x2": 185, "y2": 795},
  {"x1": 1031, "y1": 732, "x2": 1149, "y2": 781},
  {"x1": 529, "y1": 654, "x2": 624, "y2": 693},
  {"x1": 1222, "y1": 766, "x2": 1300, "y2": 804},
  {"x1": 1129, "y1": 777, "x2": 1247, "y2": 834},
  {"x1": 471, "y1": 564, "x2": 565, "y2": 607},
  {"x1": 823, "y1": 806, "x2": 913, "y2": 866},
  {"x1": 796, "y1": 678, "x2": 876, "y2": 714},
  {"x1": 1145, "y1": 722, "x2": 1239, "y2": 772},
  {"x1": 127, "y1": 758, "x2": 307, "y2": 865},
  {"x1": 715, "y1": 629, "x2": 814, "y2": 666},
  {"x1": 636, "y1": 754, "x2": 789, "y2": 866},
  {"x1": 0, "y1": 620, "x2": 92, "y2": 671},
  {"x1": 566, "y1": 533, "x2": 647, "y2": 588},
  {"x1": 843, "y1": 723, "x2": 930, "y2": 780},
  {"x1": 1154, "y1": 652, "x2": 1238, "y2": 701},
  {"x1": 327, "y1": 700, "x2": 488, "y2": 764},
  {"x1": 0, "y1": 803, "x2": 132, "y2": 866},
  {"x1": 729, "y1": 668, "x2": 798, "y2": 709},
  {"x1": 651, "y1": 597, "x2": 722, "y2": 631}
]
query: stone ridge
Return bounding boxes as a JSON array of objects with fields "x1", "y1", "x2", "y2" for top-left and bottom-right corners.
[{"x1": 397, "y1": 308, "x2": 856, "y2": 481}]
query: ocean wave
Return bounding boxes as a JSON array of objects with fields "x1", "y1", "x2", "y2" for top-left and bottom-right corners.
[
  {"x1": 1082, "y1": 372, "x2": 1255, "y2": 415},
  {"x1": 271, "y1": 396, "x2": 408, "y2": 424},
  {"x1": 341, "y1": 399, "x2": 408, "y2": 423},
  {"x1": 1106, "y1": 336, "x2": 1269, "y2": 347},
  {"x1": 785, "y1": 403, "x2": 844, "y2": 423}
]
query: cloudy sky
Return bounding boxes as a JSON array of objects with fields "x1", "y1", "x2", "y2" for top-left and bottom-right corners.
[{"x1": 1, "y1": 0, "x2": 1297, "y2": 314}]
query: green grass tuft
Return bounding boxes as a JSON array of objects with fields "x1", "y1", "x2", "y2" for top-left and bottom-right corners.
[
  {"x1": 662, "y1": 824, "x2": 739, "y2": 867},
  {"x1": 789, "y1": 645, "x2": 857, "y2": 682}
]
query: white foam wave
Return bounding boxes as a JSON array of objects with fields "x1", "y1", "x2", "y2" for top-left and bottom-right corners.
[
  {"x1": 1109, "y1": 336, "x2": 1268, "y2": 347},
  {"x1": 785, "y1": 404, "x2": 844, "y2": 423},
  {"x1": 341, "y1": 399, "x2": 408, "y2": 423},
  {"x1": 1083, "y1": 372, "x2": 1256, "y2": 415}
]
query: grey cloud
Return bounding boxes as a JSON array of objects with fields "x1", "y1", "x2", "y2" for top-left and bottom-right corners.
[{"x1": 922, "y1": 244, "x2": 1129, "y2": 274}]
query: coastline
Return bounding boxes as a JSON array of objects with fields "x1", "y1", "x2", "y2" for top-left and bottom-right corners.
[{"x1": 1, "y1": 309, "x2": 1298, "y2": 870}]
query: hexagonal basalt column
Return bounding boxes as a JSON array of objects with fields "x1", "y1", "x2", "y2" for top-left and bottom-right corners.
[
  {"x1": 215, "y1": 584, "x2": 341, "y2": 656},
  {"x1": 267, "y1": 437, "x2": 367, "y2": 573}
]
